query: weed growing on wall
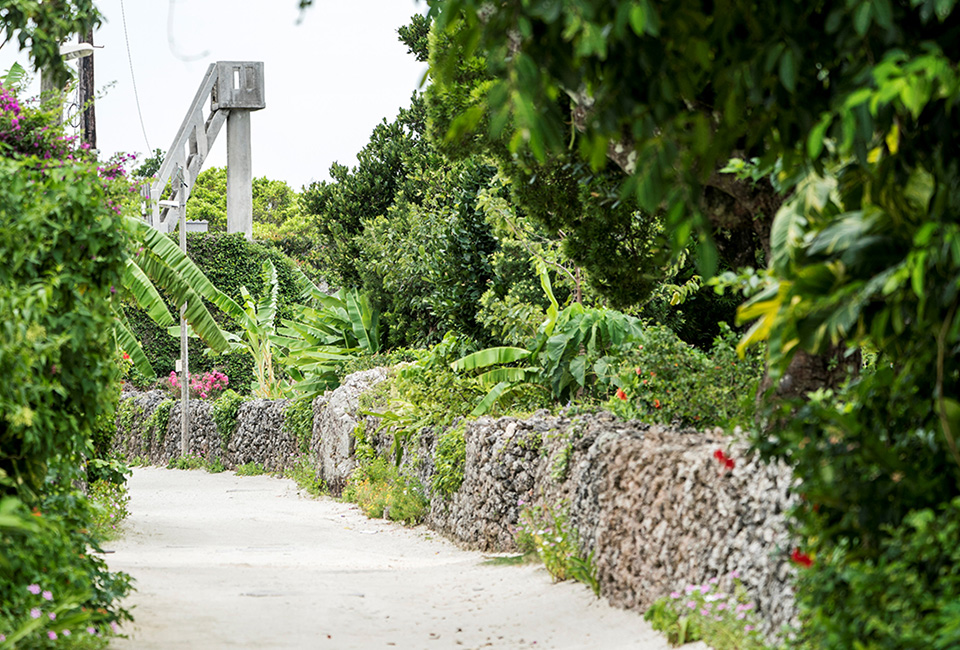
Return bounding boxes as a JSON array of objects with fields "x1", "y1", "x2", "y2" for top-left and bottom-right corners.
[
  {"x1": 211, "y1": 390, "x2": 246, "y2": 451},
  {"x1": 644, "y1": 574, "x2": 767, "y2": 650},
  {"x1": 144, "y1": 400, "x2": 174, "y2": 443},
  {"x1": 283, "y1": 396, "x2": 314, "y2": 454},
  {"x1": 432, "y1": 424, "x2": 466, "y2": 498},
  {"x1": 342, "y1": 458, "x2": 428, "y2": 525}
]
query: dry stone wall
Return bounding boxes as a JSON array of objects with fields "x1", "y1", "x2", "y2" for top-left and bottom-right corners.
[{"x1": 114, "y1": 371, "x2": 798, "y2": 638}]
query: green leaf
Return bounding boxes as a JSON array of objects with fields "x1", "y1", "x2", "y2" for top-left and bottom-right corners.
[
  {"x1": 470, "y1": 381, "x2": 513, "y2": 416},
  {"x1": 807, "y1": 113, "x2": 833, "y2": 159},
  {"x1": 122, "y1": 259, "x2": 174, "y2": 326},
  {"x1": 779, "y1": 48, "x2": 797, "y2": 93},
  {"x1": 452, "y1": 347, "x2": 531, "y2": 372}
]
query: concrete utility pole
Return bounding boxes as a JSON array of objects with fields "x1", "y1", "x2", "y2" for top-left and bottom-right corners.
[
  {"x1": 177, "y1": 169, "x2": 190, "y2": 458},
  {"x1": 77, "y1": 30, "x2": 96, "y2": 149},
  {"x1": 220, "y1": 62, "x2": 265, "y2": 240}
]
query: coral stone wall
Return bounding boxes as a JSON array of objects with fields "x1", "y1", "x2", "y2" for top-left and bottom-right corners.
[{"x1": 114, "y1": 371, "x2": 798, "y2": 638}]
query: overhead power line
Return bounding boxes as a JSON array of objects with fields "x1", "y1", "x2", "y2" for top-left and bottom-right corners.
[{"x1": 119, "y1": 0, "x2": 152, "y2": 153}]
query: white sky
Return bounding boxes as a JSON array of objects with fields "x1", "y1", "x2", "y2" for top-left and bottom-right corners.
[{"x1": 0, "y1": 0, "x2": 428, "y2": 190}]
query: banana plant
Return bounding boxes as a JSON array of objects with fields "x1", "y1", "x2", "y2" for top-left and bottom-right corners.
[
  {"x1": 166, "y1": 258, "x2": 293, "y2": 398},
  {"x1": 269, "y1": 272, "x2": 382, "y2": 399},
  {"x1": 452, "y1": 261, "x2": 645, "y2": 414},
  {"x1": 116, "y1": 216, "x2": 232, "y2": 377}
]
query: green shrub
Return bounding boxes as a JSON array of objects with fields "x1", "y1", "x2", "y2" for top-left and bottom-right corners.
[
  {"x1": 604, "y1": 323, "x2": 763, "y2": 428},
  {"x1": 167, "y1": 455, "x2": 206, "y2": 470},
  {"x1": 515, "y1": 502, "x2": 599, "y2": 594},
  {"x1": 283, "y1": 453, "x2": 325, "y2": 497},
  {"x1": 342, "y1": 457, "x2": 428, "y2": 525},
  {"x1": 0, "y1": 89, "x2": 133, "y2": 643},
  {"x1": 794, "y1": 497, "x2": 960, "y2": 649},
  {"x1": 211, "y1": 390, "x2": 245, "y2": 451},
  {"x1": 235, "y1": 462, "x2": 267, "y2": 476},
  {"x1": 88, "y1": 479, "x2": 131, "y2": 542}
]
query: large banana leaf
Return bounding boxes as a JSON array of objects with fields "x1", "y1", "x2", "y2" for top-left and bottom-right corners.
[
  {"x1": 344, "y1": 289, "x2": 380, "y2": 353},
  {"x1": 121, "y1": 259, "x2": 174, "y2": 326},
  {"x1": 452, "y1": 346, "x2": 530, "y2": 372},
  {"x1": 476, "y1": 366, "x2": 538, "y2": 388},
  {"x1": 127, "y1": 217, "x2": 236, "y2": 351},
  {"x1": 114, "y1": 311, "x2": 156, "y2": 378},
  {"x1": 256, "y1": 260, "x2": 278, "y2": 332}
]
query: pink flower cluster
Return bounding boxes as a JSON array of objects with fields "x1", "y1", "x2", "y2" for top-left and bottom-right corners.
[{"x1": 167, "y1": 370, "x2": 229, "y2": 399}]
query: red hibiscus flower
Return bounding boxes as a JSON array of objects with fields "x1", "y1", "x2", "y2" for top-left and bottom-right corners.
[
  {"x1": 616, "y1": 388, "x2": 627, "y2": 400},
  {"x1": 790, "y1": 548, "x2": 813, "y2": 568}
]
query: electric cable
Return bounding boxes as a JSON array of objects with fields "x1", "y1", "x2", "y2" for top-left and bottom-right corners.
[{"x1": 119, "y1": 0, "x2": 152, "y2": 152}]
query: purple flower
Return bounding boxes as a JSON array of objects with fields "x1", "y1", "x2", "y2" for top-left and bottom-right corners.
[
  {"x1": 670, "y1": 591, "x2": 681, "y2": 599},
  {"x1": 42, "y1": 590, "x2": 53, "y2": 601},
  {"x1": 49, "y1": 612, "x2": 56, "y2": 620},
  {"x1": 27, "y1": 584, "x2": 40, "y2": 595},
  {"x1": 686, "y1": 600, "x2": 696, "y2": 609},
  {"x1": 30, "y1": 608, "x2": 41, "y2": 619},
  {"x1": 48, "y1": 631, "x2": 57, "y2": 640}
]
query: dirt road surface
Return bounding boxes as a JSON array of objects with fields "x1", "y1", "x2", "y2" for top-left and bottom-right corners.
[{"x1": 107, "y1": 467, "x2": 690, "y2": 649}]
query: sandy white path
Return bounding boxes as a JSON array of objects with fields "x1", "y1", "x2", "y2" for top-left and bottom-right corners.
[{"x1": 107, "y1": 467, "x2": 691, "y2": 650}]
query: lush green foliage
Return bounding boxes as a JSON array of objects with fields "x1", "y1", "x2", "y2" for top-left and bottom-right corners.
[
  {"x1": 342, "y1": 458, "x2": 429, "y2": 525},
  {"x1": 793, "y1": 497, "x2": 960, "y2": 649},
  {"x1": 124, "y1": 233, "x2": 306, "y2": 392},
  {"x1": 0, "y1": 159, "x2": 125, "y2": 494},
  {"x1": 605, "y1": 324, "x2": 763, "y2": 428},
  {"x1": 0, "y1": 80, "x2": 133, "y2": 644}
]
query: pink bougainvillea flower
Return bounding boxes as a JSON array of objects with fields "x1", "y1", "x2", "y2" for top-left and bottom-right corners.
[{"x1": 616, "y1": 388, "x2": 627, "y2": 400}]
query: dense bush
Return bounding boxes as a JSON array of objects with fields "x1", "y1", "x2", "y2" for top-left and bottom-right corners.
[
  {"x1": 605, "y1": 323, "x2": 763, "y2": 428},
  {"x1": 795, "y1": 497, "x2": 960, "y2": 649},
  {"x1": 1, "y1": 83, "x2": 133, "y2": 644}
]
